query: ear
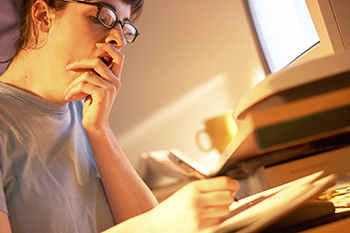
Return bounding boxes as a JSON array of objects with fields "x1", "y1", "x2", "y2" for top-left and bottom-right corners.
[{"x1": 31, "y1": 0, "x2": 53, "y2": 33}]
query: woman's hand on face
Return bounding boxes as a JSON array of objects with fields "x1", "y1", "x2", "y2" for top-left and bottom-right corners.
[
  {"x1": 64, "y1": 43, "x2": 124, "y2": 130},
  {"x1": 148, "y1": 176, "x2": 239, "y2": 233}
]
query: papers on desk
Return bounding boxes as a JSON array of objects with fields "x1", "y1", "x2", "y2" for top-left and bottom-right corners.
[
  {"x1": 136, "y1": 150, "x2": 190, "y2": 189},
  {"x1": 318, "y1": 178, "x2": 350, "y2": 213},
  {"x1": 201, "y1": 171, "x2": 337, "y2": 233},
  {"x1": 136, "y1": 150, "x2": 196, "y2": 202}
]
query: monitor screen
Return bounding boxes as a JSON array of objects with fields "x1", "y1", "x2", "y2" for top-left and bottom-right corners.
[{"x1": 248, "y1": 0, "x2": 320, "y2": 74}]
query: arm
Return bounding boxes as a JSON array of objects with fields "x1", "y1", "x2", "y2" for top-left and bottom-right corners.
[
  {"x1": 85, "y1": 126, "x2": 158, "y2": 223},
  {"x1": 65, "y1": 43, "x2": 158, "y2": 223},
  {"x1": 0, "y1": 211, "x2": 12, "y2": 233}
]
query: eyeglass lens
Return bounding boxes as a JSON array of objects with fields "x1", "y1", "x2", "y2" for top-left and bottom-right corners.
[
  {"x1": 99, "y1": 7, "x2": 138, "y2": 43},
  {"x1": 123, "y1": 23, "x2": 137, "y2": 42},
  {"x1": 99, "y1": 7, "x2": 116, "y2": 28}
]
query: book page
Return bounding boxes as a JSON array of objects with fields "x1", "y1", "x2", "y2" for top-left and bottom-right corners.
[{"x1": 201, "y1": 171, "x2": 337, "y2": 233}]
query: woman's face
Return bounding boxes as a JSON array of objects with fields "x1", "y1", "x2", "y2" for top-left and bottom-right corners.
[{"x1": 46, "y1": 0, "x2": 131, "y2": 96}]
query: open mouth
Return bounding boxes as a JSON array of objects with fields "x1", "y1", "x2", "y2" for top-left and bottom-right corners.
[{"x1": 100, "y1": 56, "x2": 113, "y2": 69}]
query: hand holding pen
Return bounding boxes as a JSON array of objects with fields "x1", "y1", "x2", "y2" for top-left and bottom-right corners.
[{"x1": 167, "y1": 151, "x2": 239, "y2": 203}]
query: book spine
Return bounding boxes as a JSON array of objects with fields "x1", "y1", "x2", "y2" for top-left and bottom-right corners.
[{"x1": 255, "y1": 105, "x2": 350, "y2": 150}]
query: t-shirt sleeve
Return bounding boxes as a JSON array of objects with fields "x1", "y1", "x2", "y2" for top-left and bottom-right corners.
[{"x1": 0, "y1": 166, "x2": 8, "y2": 214}]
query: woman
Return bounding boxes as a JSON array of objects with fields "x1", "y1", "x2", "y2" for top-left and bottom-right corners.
[{"x1": 0, "y1": 0, "x2": 239, "y2": 232}]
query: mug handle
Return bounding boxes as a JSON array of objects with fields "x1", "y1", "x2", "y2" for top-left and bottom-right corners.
[{"x1": 195, "y1": 129, "x2": 213, "y2": 152}]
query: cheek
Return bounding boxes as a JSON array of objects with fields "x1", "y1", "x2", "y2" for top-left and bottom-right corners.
[
  {"x1": 58, "y1": 34, "x2": 98, "y2": 68},
  {"x1": 56, "y1": 21, "x2": 98, "y2": 55},
  {"x1": 51, "y1": 20, "x2": 106, "y2": 76}
]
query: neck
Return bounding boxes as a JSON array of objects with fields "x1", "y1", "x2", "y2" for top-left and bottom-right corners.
[{"x1": 0, "y1": 49, "x2": 67, "y2": 104}]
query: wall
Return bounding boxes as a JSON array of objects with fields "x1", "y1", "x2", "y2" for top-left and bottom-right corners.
[{"x1": 110, "y1": 0, "x2": 266, "y2": 166}]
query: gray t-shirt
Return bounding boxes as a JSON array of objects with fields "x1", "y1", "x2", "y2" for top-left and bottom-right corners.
[{"x1": 0, "y1": 82, "x2": 115, "y2": 232}]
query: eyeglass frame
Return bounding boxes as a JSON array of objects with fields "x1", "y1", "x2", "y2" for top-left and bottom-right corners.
[{"x1": 62, "y1": 0, "x2": 140, "y2": 43}]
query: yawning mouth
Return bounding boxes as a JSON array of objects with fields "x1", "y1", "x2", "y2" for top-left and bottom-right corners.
[{"x1": 100, "y1": 56, "x2": 113, "y2": 69}]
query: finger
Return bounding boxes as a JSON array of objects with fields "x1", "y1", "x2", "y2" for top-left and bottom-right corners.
[
  {"x1": 195, "y1": 177, "x2": 240, "y2": 193},
  {"x1": 199, "y1": 205, "x2": 231, "y2": 219},
  {"x1": 66, "y1": 58, "x2": 118, "y2": 85},
  {"x1": 96, "y1": 43, "x2": 124, "y2": 77},
  {"x1": 65, "y1": 73, "x2": 118, "y2": 102},
  {"x1": 65, "y1": 82, "x2": 90, "y2": 101},
  {"x1": 197, "y1": 190, "x2": 235, "y2": 207},
  {"x1": 67, "y1": 69, "x2": 120, "y2": 92},
  {"x1": 199, "y1": 217, "x2": 223, "y2": 229},
  {"x1": 65, "y1": 81, "x2": 110, "y2": 102},
  {"x1": 66, "y1": 71, "x2": 104, "y2": 91}
]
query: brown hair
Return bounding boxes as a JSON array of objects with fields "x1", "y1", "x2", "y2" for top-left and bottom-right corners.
[
  {"x1": 15, "y1": 0, "x2": 144, "y2": 55},
  {"x1": 126, "y1": 0, "x2": 144, "y2": 22}
]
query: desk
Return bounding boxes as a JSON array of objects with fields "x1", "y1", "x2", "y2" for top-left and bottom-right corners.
[
  {"x1": 290, "y1": 211, "x2": 350, "y2": 233},
  {"x1": 301, "y1": 216, "x2": 350, "y2": 233},
  {"x1": 301, "y1": 217, "x2": 350, "y2": 233},
  {"x1": 256, "y1": 210, "x2": 350, "y2": 233}
]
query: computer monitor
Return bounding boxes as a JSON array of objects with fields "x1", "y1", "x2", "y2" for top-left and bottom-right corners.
[
  {"x1": 234, "y1": 0, "x2": 350, "y2": 120},
  {"x1": 246, "y1": 0, "x2": 350, "y2": 75}
]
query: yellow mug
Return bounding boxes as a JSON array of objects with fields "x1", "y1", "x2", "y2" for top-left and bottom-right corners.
[{"x1": 196, "y1": 111, "x2": 238, "y2": 154}]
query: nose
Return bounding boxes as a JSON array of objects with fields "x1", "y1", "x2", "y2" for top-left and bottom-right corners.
[{"x1": 105, "y1": 24, "x2": 127, "y2": 49}]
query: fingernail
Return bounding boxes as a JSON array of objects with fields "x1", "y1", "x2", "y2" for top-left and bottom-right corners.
[
  {"x1": 92, "y1": 69, "x2": 101, "y2": 77},
  {"x1": 66, "y1": 64, "x2": 73, "y2": 70},
  {"x1": 65, "y1": 94, "x2": 72, "y2": 101}
]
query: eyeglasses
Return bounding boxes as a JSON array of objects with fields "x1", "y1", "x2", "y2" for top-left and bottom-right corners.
[{"x1": 62, "y1": 0, "x2": 140, "y2": 43}]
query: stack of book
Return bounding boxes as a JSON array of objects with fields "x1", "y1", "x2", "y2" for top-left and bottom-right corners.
[{"x1": 217, "y1": 52, "x2": 350, "y2": 183}]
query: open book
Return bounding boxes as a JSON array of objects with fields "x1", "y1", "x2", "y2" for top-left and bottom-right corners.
[{"x1": 200, "y1": 171, "x2": 337, "y2": 233}]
